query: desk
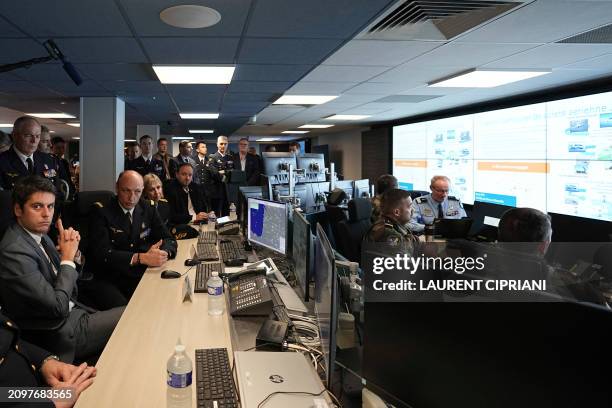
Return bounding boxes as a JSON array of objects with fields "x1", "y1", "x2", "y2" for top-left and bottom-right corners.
[{"x1": 76, "y1": 235, "x2": 234, "y2": 407}]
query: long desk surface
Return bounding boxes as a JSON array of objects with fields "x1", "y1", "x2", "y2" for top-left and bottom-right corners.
[{"x1": 76, "y1": 236, "x2": 233, "y2": 407}]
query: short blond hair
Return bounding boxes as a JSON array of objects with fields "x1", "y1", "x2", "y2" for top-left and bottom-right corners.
[
  {"x1": 143, "y1": 173, "x2": 163, "y2": 199},
  {"x1": 430, "y1": 175, "x2": 450, "y2": 187}
]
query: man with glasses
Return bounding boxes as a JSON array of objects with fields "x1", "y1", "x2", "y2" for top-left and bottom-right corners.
[
  {"x1": 0, "y1": 116, "x2": 61, "y2": 191},
  {"x1": 410, "y1": 175, "x2": 466, "y2": 233}
]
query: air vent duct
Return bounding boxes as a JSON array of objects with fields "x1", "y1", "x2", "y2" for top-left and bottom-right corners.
[
  {"x1": 360, "y1": 0, "x2": 524, "y2": 41},
  {"x1": 558, "y1": 23, "x2": 612, "y2": 44}
]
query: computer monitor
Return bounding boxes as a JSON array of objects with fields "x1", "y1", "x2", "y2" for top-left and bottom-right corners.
[
  {"x1": 314, "y1": 223, "x2": 339, "y2": 390},
  {"x1": 238, "y1": 186, "x2": 266, "y2": 230},
  {"x1": 262, "y1": 152, "x2": 297, "y2": 185},
  {"x1": 247, "y1": 197, "x2": 288, "y2": 255},
  {"x1": 363, "y1": 300, "x2": 612, "y2": 408},
  {"x1": 433, "y1": 218, "x2": 473, "y2": 239},
  {"x1": 354, "y1": 179, "x2": 371, "y2": 198},
  {"x1": 297, "y1": 153, "x2": 326, "y2": 182},
  {"x1": 334, "y1": 180, "x2": 354, "y2": 201},
  {"x1": 468, "y1": 200, "x2": 514, "y2": 241},
  {"x1": 272, "y1": 184, "x2": 308, "y2": 212},
  {"x1": 292, "y1": 210, "x2": 314, "y2": 301}
]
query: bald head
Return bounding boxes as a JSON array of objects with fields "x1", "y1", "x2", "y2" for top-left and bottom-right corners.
[{"x1": 116, "y1": 170, "x2": 144, "y2": 209}]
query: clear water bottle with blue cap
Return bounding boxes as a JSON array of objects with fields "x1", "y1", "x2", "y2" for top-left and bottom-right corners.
[{"x1": 167, "y1": 339, "x2": 192, "y2": 388}]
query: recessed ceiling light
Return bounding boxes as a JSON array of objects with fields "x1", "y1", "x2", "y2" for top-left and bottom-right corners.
[
  {"x1": 179, "y1": 113, "x2": 219, "y2": 119},
  {"x1": 189, "y1": 129, "x2": 214, "y2": 134},
  {"x1": 282, "y1": 130, "x2": 309, "y2": 134},
  {"x1": 28, "y1": 113, "x2": 76, "y2": 119},
  {"x1": 0, "y1": 123, "x2": 13, "y2": 128},
  {"x1": 72, "y1": 137, "x2": 80, "y2": 140},
  {"x1": 428, "y1": 69, "x2": 551, "y2": 88},
  {"x1": 160, "y1": 5, "x2": 221, "y2": 29},
  {"x1": 125, "y1": 139, "x2": 137, "y2": 142},
  {"x1": 67, "y1": 123, "x2": 80, "y2": 127},
  {"x1": 49, "y1": 130, "x2": 55, "y2": 133},
  {"x1": 299, "y1": 124, "x2": 334, "y2": 129},
  {"x1": 273, "y1": 95, "x2": 338, "y2": 105},
  {"x1": 324, "y1": 114, "x2": 370, "y2": 121},
  {"x1": 256, "y1": 138, "x2": 280, "y2": 142},
  {"x1": 152, "y1": 65, "x2": 235, "y2": 84},
  {"x1": 172, "y1": 136, "x2": 194, "y2": 140}
]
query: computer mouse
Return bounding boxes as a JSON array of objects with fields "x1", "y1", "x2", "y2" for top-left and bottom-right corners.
[{"x1": 161, "y1": 270, "x2": 181, "y2": 279}]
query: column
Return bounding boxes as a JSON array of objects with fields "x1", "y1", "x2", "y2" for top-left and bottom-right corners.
[{"x1": 80, "y1": 97, "x2": 125, "y2": 191}]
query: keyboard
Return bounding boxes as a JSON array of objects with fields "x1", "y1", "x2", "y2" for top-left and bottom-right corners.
[
  {"x1": 199, "y1": 230, "x2": 217, "y2": 244},
  {"x1": 195, "y1": 348, "x2": 238, "y2": 408},
  {"x1": 219, "y1": 240, "x2": 248, "y2": 267},
  {"x1": 195, "y1": 262, "x2": 223, "y2": 293},
  {"x1": 197, "y1": 243, "x2": 219, "y2": 261}
]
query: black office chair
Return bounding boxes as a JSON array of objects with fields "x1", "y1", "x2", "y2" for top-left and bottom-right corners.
[
  {"x1": 323, "y1": 203, "x2": 348, "y2": 250},
  {"x1": 336, "y1": 198, "x2": 372, "y2": 263},
  {"x1": 0, "y1": 190, "x2": 14, "y2": 242}
]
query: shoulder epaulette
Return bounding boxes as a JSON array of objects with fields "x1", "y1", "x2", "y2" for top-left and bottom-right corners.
[
  {"x1": 416, "y1": 196, "x2": 427, "y2": 203},
  {"x1": 159, "y1": 198, "x2": 168, "y2": 202},
  {"x1": 150, "y1": 200, "x2": 155, "y2": 206},
  {"x1": 94, "y1": 201, "x2": 103, "y2": 208}
]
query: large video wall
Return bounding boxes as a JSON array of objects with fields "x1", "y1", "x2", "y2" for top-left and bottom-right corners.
[{"x1": 393, "y1": 91, "x2": 612, "y2": 222}]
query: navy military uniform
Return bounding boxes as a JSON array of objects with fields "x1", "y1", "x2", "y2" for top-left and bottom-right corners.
[
  {"x1": 194, "y1": 154, "x2": 208, "y2": 187},
  {"x1": 0, "y1": 147, "x2": 62, "y2": 191},
  {"x1": 153, "y1": 153, "x2": 178, "y2": 180},
  {"x1": 85, "y1": 197, "x2": 177, "y2": 309},
  {"x1": 155, "y1": 198, "x2": 170, "y2": 226},
  {"x1": 206, "y1": 151, "x2": 234, "y2": 216},
  {"x1": 0, "y1": 312, "x2": 55, "y2": 405},
  {"x1": 127, "y1": 155, "x2": 166, "y2": 180},
  {"x1": 410, "y1": 194, "x2": 466, "y2": 233},
  {"x1": 364, "y1": 216, "x2": 418, "y2": 254}
]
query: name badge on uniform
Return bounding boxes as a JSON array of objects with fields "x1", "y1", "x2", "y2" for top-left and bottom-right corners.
[
  {"x1": 43, "y1": 164, "x2": 57, "y2": 179},
  {"x1": 110, "y1": 227, "x2": 124, "y2": 234},
  {"x1": 422, "y1": 208, "x2": 433, "y2": 217}
]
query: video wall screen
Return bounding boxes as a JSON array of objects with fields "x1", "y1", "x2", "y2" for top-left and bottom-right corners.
[{"x1": 393, "y1": 91, "x2": 612, "y2": 222}]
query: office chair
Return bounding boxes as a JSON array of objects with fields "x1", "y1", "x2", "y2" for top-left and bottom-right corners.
[
  {"x1": 336, "y1": 198, "x2": 372, "y2": 263},
  {"x1": 407, "y1": 190, "x2": 429, "y2": 200},
  {"x1": 0, "y1": 190, "x2": 13, "y2": 241},
  {"x1": 323, "y1": 203, "x2": 348, "y2": 249}
]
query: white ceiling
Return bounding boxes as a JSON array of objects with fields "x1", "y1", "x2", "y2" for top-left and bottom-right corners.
[{"x1": 236, "y1": 0, "x2": 612, "y2": 136}]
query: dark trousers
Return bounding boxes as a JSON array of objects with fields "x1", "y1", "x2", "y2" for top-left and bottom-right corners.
[{"x1": 74, "y1": 306, "x2": 124, "y2": 362}]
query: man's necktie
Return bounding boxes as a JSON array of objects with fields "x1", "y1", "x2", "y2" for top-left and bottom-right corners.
[
  {"x1": 40, "y1": 238, "x2": 59, "y2": 275},
  {"x1": 26, "y1": 157, "x2": 34, "y2": 174},
  {"x1": 438, "y1": 202, "x2": 444, "y2": 219}
]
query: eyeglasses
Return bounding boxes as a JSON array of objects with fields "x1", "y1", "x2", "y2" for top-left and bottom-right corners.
[{"x1": 431, "y1": 187, "x2": 449, "y2": 193}]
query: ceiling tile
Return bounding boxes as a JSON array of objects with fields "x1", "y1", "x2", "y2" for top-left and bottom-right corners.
[
  {"x1": 0, "y1": 39, "x2": 49, "y2": 63},
  {"x1": 246, "y1": 0, "x2": 394, "y2": 39},
  {"x1": 403, "y1": 43, "x2": 538, "y2": 68},
  {"x1": 141, "y1": 37, "x2": 239, "y2": 64},
  {"x1": 100, "y1": 80, "x2": 166, "y2": 94},
  {"x1": 374, "y1": 95, "x2": 442, "y2": 103},
  {"x1": 233, "y1": 64, "x2": 314, "y2": 82},
  {"x1": 483, "y1": 43, "x2": 612, "y2": 69},
  {"x1": 0, "y1": 0, "x2": 131, "y2": 37},
  {"x1": 285, "y1": 81, "x2": 357, "y2": 94},
  {"x1": 323, "y1": 40, "x2": 444, "y2": 66},
  {"x1": 237, "y1": 38, "x2": 343, "y2": 64},
  {"x1": 227, "y1": 81, "x2": 292, "y2": 94},
  {"x1": 301, "y1": 65, "x2": 390, "y2": 82},
  {"x1": 560, "y1": 52, "x2": 612, "y2": 70},
  {"x1": 77, "y1": 63, "x2": 155, "y2": 81},
  {"x1": 46, "y1": 38, "x2": 147, "y2": 64}
]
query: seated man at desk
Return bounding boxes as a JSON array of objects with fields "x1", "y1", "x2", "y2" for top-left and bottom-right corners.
[
  {"x1": 370, "y1": 174, "x2": 398, "y2": 223},
  {"x1": 498, "y1": 207, "x2": 552, "y2": 256},
  {"x1": 87, "y1": 170, "x2": 177, "y2": 309},
  {"x1": 0, "y1": 176, "x2": 123, "y2": 363},
  {"x1": 410, "y1": 175, "x2": 466, "y2": 233},
  {"x1": 165, "y1": 162, "x2": 209, "y2": 225},
  {"x1": 364, "y1": 188, "x2": 417, "y2": 253}
]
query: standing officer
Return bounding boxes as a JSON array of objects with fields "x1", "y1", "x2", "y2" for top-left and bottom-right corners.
[
  {"x1": 86, "y1": 170, "x2": 177, "y2": 309},
  {"x1": 127, "y1": 135, "x2": 166, "y2": 180},
  {"x1": 410, "y1": 175, "x2": 466, "y2": 233},
  {"x1": 0, "y1": 116, "x2": 61, "y2": 191},
  {"x1": 206, "y1": 135, "x2": 234, "y2": 216},
  {"x1": 364, "y1": 188, "x2": 417, "y2": 254},
  {"x1": 154, "y1": 137, "x2": 178, "y2": 181}
]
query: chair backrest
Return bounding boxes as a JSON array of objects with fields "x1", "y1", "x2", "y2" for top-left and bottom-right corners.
[
  {"x1": 0, "y1": 190, "x2": 14, "y2": 242},
  {"x1": 323, "y1": 204, "x2": 348, "y2": 249},
  {"x1": 336, "y1": 198, "x2": 372, "y2": 263},
  {"x1": 407, "y1": 190, "x2": 429, "y2": 200}
]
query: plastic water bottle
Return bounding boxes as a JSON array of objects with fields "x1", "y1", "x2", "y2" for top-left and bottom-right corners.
[
  {"x1": 167, "y1": 341, "x2": 192, "y2": 388},
  {"x1": 207, "y1": 271, "x2": 224, "y2": 316},
  {"x1": 208, "y1": 211, "x2": 217, "y2": 225},
  {"x1": 229, "y1": 203, "x2": 237, "y2": 221}
]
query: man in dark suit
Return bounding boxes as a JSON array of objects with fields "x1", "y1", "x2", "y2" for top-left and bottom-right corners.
[
  {"x1": 127, "y1": 135, "x2": 166, "y2": 179},
  {"x1": 0, "y1": 311, "x2": 96, "y2": 405},
  {"x1": 86, "y1": 171, "x2": 177, "y2": 309},
  {"x1": 206, "y1": 135, "x2": 234, "y2": 216},
  {"x1": 165, "y1": 163, "x2": 209, "y2": 225},
  {"x1": 153, "y1": 137, "x2": 178, "y2": 180},
  {"x1": 0, "y1": 116, "x2": 63, "y2": 192},
  {"x1": 174, "y1": 140, "x2": 198, "y2": 182},
  {"x1": 235, "y1": 137, "x2": 261, "y2": 186},
  {"x1": 0, "y1": 176, "x2": 123, "y2": 363}
]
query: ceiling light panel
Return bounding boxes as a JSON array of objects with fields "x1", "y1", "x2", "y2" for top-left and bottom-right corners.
[
  {"x1": 153, "y1": 65, "x2": 235, "y2": 84},
  {"x1": 273, "y1": 95, "x2": 338, "y2": 105},
  {"x1": 325, "y1": 114, "x2": 370, "y2": 120},
  {"x1": 179, "y1": 113, "x2": 220, "y2": 119},
  {"x1": 429, "y1": 69, "x2": 551, "y2": 88},
  {"x1": 28, "y1": 113, "x2": 76, "y2": 119}
]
